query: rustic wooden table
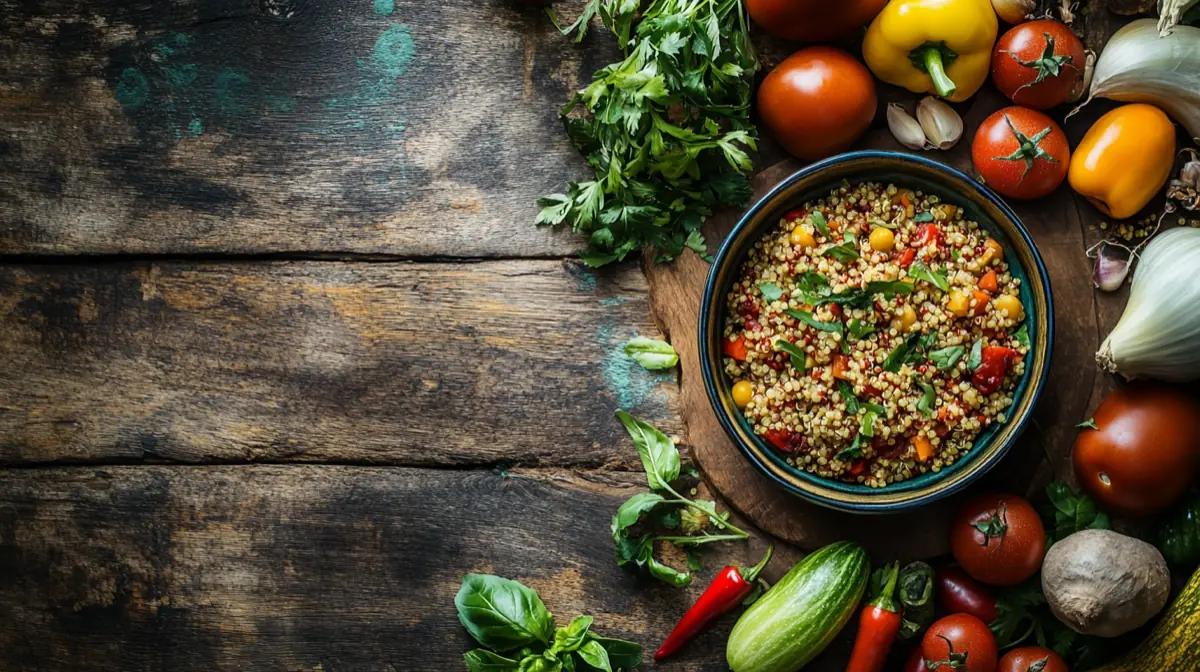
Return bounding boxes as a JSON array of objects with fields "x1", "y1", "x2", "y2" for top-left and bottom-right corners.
[{"x1": 0, "y1": 0, "x2": 1153, "y2": 670}]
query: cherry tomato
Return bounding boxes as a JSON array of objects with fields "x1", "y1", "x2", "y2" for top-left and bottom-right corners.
[
  {"x1": 757, "y1": 47, "x2": 877, "y2": 161},
  {"x1": 922, "y1": 614, "x2": 998, "y2": 672},
  {"x1": 936, "y1": 567, "x2": 998, "y2": 623},
  {"x1": 904, "y1": 646, "x2": 931, "y2": 672},
  {"x1": 991, "y1": 20, "x2": 1086, "y2": 109},
  {"x1": 951, "y1": 493, "x2": 1046, "y2": 586},
  {"x1": 914, "y1": 223, "x2": 941, "y2": 248},
  {"x1": 723, "y1": 333, "x2": 748, "y2": 361},
  {"x1": 1073, "y1": 384, "x2": 1200, "y2": 517},
  {"x1": 972, "y1": 107, "x2": 1069, "y2": 200},
  {"x1": 998, "y1": 647, "x2": 1069, "y2": 672},
  {"x1": 747, "y1": 0, "x2": 888, "y2": 42},
  {"x1": 972, "y1": 346, "x2": 1019, "y2": 395}
]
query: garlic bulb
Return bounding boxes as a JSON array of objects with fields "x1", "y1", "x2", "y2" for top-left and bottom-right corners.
[
  {"x1": 888, "y1": 103, "x2": 928, "y2": 150},
  {"x1": 1159, "y1": 0, "x2": 1200, "y2": 35},
  {"x1": 1098, "y1": 227, "x2": 1200, "y2": 381},
  {"x1": 1077, "y1": 19, "x2": 1200, "y2": 141},
  {"x1": 916, "y1": 97, "x2": 963, "y2": 150}
]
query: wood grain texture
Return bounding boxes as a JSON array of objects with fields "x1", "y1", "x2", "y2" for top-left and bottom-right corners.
[
  {"x1": 0, "y1": 465, "x2": 849, "y2": 672},
  {"x1": 0, "y1": 259, "x2": 680, "y2": 466},
  {"x1": 0, "y1": 0, "x2": 615, "y2": 256},
  {"x1": 643, "y1": 5, "x2": 1152, "y2": 552}
]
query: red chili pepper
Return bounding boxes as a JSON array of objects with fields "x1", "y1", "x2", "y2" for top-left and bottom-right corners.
[
  {"x1": 723, "y1": 333, "x2": 748, "y2": 361},
  {"x1": 654, "y1": 547, "x2": 774, "y2": 661},
  {"x1": 935, "y1": 566, "x2": 998, "y2": 623},
  {"x1": 897, "y1": 248, "x2": 917, "y2": 267},
  {"x1": 971, "y1": 346, "x2": 1019, "y2": 394},
  {"x1": 846, "y1": 562, "x2": 903, "y2": 672}
]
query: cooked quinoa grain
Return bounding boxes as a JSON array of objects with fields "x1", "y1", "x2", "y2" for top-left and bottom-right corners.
[{"x1": 722, "y1": 182, "x2": 1029, "y2": 488}]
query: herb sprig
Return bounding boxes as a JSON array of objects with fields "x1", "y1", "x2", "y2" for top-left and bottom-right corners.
[{"x1": 539, "y1": 0, "x2": 760, "y2": 266}]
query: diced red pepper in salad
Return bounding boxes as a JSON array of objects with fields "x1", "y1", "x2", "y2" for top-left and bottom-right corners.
[
  {"x1": 972, "y1": 346, "x2": 1020, "y2": 394},
  {"x1": 896, "y1": 248, "x2": 917, "y2": 267},
  {"x1": 723, "y1": 333, "x2": 748, "y2": 361},
  {"x1": 913, "y1": 223, "x2": 941, "y2": 247}
]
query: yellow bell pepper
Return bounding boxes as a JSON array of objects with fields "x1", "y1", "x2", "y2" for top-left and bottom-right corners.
[
  {"x1": 1068, "y1": 104, "x2": 1176, "y2": 220},
  {"x1": 863, "y1": 0, "x2": 998, "y2": 102}
]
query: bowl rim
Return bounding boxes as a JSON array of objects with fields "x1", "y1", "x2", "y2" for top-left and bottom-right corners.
[{"x1": 698, "y1": 150, "x2": 1054, "y2": 513}]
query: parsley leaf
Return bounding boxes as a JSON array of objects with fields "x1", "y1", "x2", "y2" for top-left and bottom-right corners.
[
  {"x1": 909, "y1": 261, "x2": 950, "y2": 292},
  {"x1": 759, "y1": 282, "x2": 783, "y2": 302},
  {"x1": 773, "y1": 339, "x2": 806, "y2": 372},
  {"x1": 928, "y1": 345, "x2": 966, "y2": 371},
  {"x1": 785, "y1": 309, "x2": 843, "y2": 333}
]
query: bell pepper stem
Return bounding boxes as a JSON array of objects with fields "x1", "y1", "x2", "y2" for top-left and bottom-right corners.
[{"x1": 920, "y1": 46, "x2": 957, "y2": 99}]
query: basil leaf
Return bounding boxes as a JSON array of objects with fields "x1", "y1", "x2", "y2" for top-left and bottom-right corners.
[
  {"x1": 913, "y1": 211, "x2": 934, "y2": 222},
  {"x1": 863, "y1": 280, "x2": 916, "y2": 298},
  {"x1": 1076, "y1": 418, "x2": 1098, "y2": 430},
  {"x1": 950, "y1": 248, "x2": 961, "y2": 261},
  {"x1": 612, "y1": 492, "x2": 666, "y2": 533},
  {"x1": 838, "y1": 380, "x2": 860, "y2": 414},
  {"x1": 642, "y1": 546, "x2": 690, "y2": 588},
  {"x1": 862, "y1": 401, "x2": 887, "y2": 416},
  {"x1": 585, "y1": 635, "x2": 642, "y2": 671},
  {"x1": 550, "y1": 616, "x2": 593, "y2": 654},
  {"x1": 860, "y1": 410, "x2": 878, "y2": 438},
  {"x1": 519, "y1": 656, "x2": 562, "y2": 672},
  {"x1": 773, "y1": 339, "x2": 806, "y2": 371},
  {"x1": 465, "y1": 650, "x2": 521, "y2": 672},
  {"x1": 561, "y1": 654, "x2": 576, "y2": 672},
  {"x1": 916, "y1": 380, "x2": 936, "y2": 417},
  {"x1": 456, "y1": 574, "x2": 555, "y2": 651},
  {"x1": 835, "y1": 434, "x2": 863, "y2": 462},
  {"x1": 613, "y1": 533, "x2": 650, "y2": 568},
  {"x1": 577, "y1": 640, "x2": 614, "y2": 672},
  {"x1": 615, "y1": 411, "x2": 680, "y2": 491},
  {"x1": 810, "y1": 210, "x2": 831, "y2": 238},
  {"x1": 758, "y1": 282, "x2": 783, "y2": 302},
  {"x1": 882, "y1": 333, "x2": 920, "y2": 373},
  {"x1": 909, "y1": 261, "x2": 950, "y2": 292},
  {"x1": 967, "y1": 339, "x2": 984, "y2": 371},
  {"x1": 928, "y1": 345, "x2": 965, "y2": 371},
  {"x1": 796, "y1": 272, "x2": 831, "y2": 300},
  {"x1": 784, "y1": 309, "x2": 842, "y2": 333},
  {"x1": 847, "y1": 319, "x2": 875, "y2": 341},
  {"x1": 822, "y1": 235, "x2": 860, "y2": 263},
  {"x1": 623, "y1": 337, "x2": 679, "y2": 371},
  {"x1": 1014, "y1": 324, "x2": 1030, "y2": 348}
]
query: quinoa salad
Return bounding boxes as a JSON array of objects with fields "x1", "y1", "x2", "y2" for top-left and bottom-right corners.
[{"x1": 722, "y1": 182, "x2": 1030, "y2": 488}]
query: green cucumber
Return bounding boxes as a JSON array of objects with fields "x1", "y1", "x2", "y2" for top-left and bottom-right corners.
[{"x1": 726, "y1": 541, "x2": 869, "y2": 672}]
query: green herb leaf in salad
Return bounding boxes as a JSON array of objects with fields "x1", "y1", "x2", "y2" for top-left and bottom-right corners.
[
  {"x1": 774, "y1": 339, "x2": 807, "y2": 371},
  {"x1": 822, "y1": 235, "x2": 860, "y2": 263},
  {"x1": 916, "y1": 380, "x2": 937, "y2": 417},
  {"x1": 909, "y1": 261, "x2": 950, "y2": 292},
  {"x1": 928, "y1": 345, "x2": 966, "y2": 371},
  {"x1": 967, "y1": 338, "x2": 985, "y2": 371},
  {"x1": 913, "y1": 211, "x2": 935, "y2": 223},
  {"x1": 759, "y1": 282, "x2": 784, "y2": 302},
  {"x1": 785, "y1": 309, "x2": 843, "y2": 333},
  {"x1": 809, "y1": 210, "x2": 831, "y2": 238}
]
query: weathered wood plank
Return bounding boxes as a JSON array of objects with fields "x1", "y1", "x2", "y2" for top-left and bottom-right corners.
[
  {"x1": 0, "y1": 465, "x2": 843, "y2": 672},
  {"x1": 0, "y1": 0, "x2": 614, "y2": 256},
  {"x1": 0, "y1": 259, "x2": 680, "y2": 466}
]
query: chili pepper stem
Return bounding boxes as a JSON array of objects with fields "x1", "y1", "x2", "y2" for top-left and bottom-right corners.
[
  {"x1": 740, "y1": 545, "x2": 774, "y2": 583},
  {"x1": 919, "y1": 46, "x2": 957, "y2": 99}
]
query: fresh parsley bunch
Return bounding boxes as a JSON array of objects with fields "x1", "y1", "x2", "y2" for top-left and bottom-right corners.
[
  {"x1": 539, "y1": 0, "x2": 759, "y2": 266},
  {"x1": 456, "y1": 574, "x2": 643, "y2": 671},
  {"x1": 611, "y1": 411, "x2": 749, "y2": 587}
]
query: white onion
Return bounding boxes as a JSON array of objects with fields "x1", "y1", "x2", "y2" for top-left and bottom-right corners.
[{"x1": 1098, "y1": 227, "x2": 1200, "y2": 381}]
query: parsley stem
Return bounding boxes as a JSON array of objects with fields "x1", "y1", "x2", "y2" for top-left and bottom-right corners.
[
  {"x1": 660, "y1": 482, "x2": 750, "y2": 538},
  {"x1": 654, "y1": 534, "x2": 748, "y2": 545}
]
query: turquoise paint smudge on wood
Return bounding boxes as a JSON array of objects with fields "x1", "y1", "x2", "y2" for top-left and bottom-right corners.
[
  {"x1": 213, "y1": 69, "x2": 254, "y2": 117},
  {"x1": 372, "y1": 25, "x2": 415, "y2": 79},
  {"x1": 115, "y1": 68, "x2": 149, "y2": 110},
  {"x1": 599, "y1": 297, "x2": 630, "y2": 307},
  {"x1": 373, "y1": 0, "x2": 395, "y2": 15},
  {"x1": 188, "y1": 118, "x2": 203, "y2": 136}
]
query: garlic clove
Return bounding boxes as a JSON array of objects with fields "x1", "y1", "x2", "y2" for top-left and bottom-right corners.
[
  {"x1": 1092, "y1": 241, "x2": 1131, "y2": 292},
  {"x1": 991, "y1": 0, "x2": 1036, "y2": 23},
  {"x1": 887, "y1": 103, "x2": 929, "y2": 150},
  {"x1": 916, "y1": 97, "x2": 963, "y2": 150}
]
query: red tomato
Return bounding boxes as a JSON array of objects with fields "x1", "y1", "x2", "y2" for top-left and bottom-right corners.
[
  {"x1": 951, "y1": 493, "x2": 1046, "y2": 586},
  {"x1": 998, "y1": 647, "x2": 1069, "y2": 672},
  {"x1": 1073, "y1": 384, "x2": 1200, "y2": 517},
  {"x1": 992, "y1": 20, "x2": 1086, "y2": 109},
  {"x1": 922, "y1": 614, "x2": 998, "y2": 672},
  {"x1": 723, "y1": 333, "x2": 748, "y2": 361},
  {"x1": 757, "y1": 47, "x2": 877, "y2": 161},
  {"x1": 904, "y1": 647, "x2": 931, "y2": 672},
  {"x1": 746, "y1": 0, "x2": 888, "y2": 42},
  {"x1": 914, "y1": 224, "x2": 941, "y2": 247},
  {"x1": 971, "y1": 346, "x2": 1019, "y2": 395},
  {"x1": 972, "y1": 107, "x2": 1069, "y2": 200}
]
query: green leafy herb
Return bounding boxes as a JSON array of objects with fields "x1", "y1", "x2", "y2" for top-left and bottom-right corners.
[
  {"x1": 456, "y1": 574, "x2": 555, "y2": 652},
  {"x1": 795, "y1": 272, "x2": 831, "y2": 300},
  {"x1": 913, "y1": 211, "x2": 935, "y2": 223},
  {"x1": 835, "y1": 434, "x2": 864, "y2": 462},
  {"x1": 615, "y1": 410, "x2": 679, "y2": 490},
  {"x1": 797, "y1": 278, "x2": 912, "y2": 309},
  {"x1": 1076, "y1": 418, "x2": 1098, "y2": 430},
  {"x1": 784, "y1": 309, "x2": 843, "y2": 333},
  {"x1": 613, "y1": 492, "x2": 667, "y2": 530},
  {"x1": 967, "y1": 339, "x2": 984, "y2": 371},
  {"x1": 540, "y1": 0, "x2": 759, "y2": 265},
  {"x1": 810, "y1": 210, "x2": 830, "y2": 238},
  {"x1": 822, "y1": 235, "x2": 860, "y2": 263},
  {"x1": 916, "y1": 380, "x2": 936, "y2": 417},
  {"x1": 908, "y1": 261, "x2": 950, "y2": 292},
  {"x1": 847, "y1": 319, "x2": 876, "y2": 341},
  {"x1": 950, "y1": 248, "x2": 961, "y2": 261},
  {"x1": 1014, "y1": 324, "x2": 1030, "y2": 348},
  {"x1": 759, "y1": 282, "x2": 783, "y2": 302},
  {"x1": 623, "y1": 337, "x2": 679, "y2": 370},
  {"x1": 860, "y1": 410, "x2": 878, "y2": 438},
  {"x1": 774, "y1": 339, "x2": 807, "y2": 371},
  {"x1": 881, "y1": 333, "x2": 919, "y2": 373},
  {"x1": 837, "y1": 380, "x2": 860, "y2": 414},
  {"x1": 456, "y1": 575, "x2": 643, "y2": 671},
  {"x1": 1043, "y1": 481, "x2": 1110, "y2": 545},
  {"x1": 928, "y1": 345, "x2": 965, "y2": 371}
]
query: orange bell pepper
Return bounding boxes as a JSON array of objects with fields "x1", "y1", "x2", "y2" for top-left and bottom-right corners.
[{"x1": 1068, "y1": 104, "x2": 1176, "y2": 220}]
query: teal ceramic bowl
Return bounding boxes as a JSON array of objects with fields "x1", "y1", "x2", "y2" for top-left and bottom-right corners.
[{"x1": 699, "y1": 151, "x2": 1053, "y2": 513}]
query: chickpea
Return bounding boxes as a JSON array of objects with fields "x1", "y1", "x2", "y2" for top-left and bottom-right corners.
[
  {"x1": 948, "y1": 290, "x2": 970, "y2": 317},
  {"x1": 790, "y1": 226, "x2": 816, "y2": 248},
  {"x1": 994, "y1": 294, "x2": 1024, "y2": 321},
  {"x1": 869, "y1": 227, "x2": 895, "y2": 252},
  {"x1": 732, "y1": 380, "x2": 753, "y2": 408},
  {"x1": 899, "y1": 305, "x2": 917, "y2": 331}
]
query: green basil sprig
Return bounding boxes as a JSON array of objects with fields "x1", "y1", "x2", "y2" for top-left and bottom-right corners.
[{"x1": 623, "y1": 337, "x2": 678, "y2": 371}]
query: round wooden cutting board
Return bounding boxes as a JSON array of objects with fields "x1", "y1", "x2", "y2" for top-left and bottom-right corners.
[{"x1": 643, "y1": 103, "x2": 1134, "y2": 559}]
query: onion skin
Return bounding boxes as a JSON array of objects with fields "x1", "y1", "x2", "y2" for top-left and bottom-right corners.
[
  {"x1": 1073, "y1": 384, "x2": 1200, "y2": 517},
  {"x1": 992, "y1": 0, "x2": 1035, "y2": 23}
]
